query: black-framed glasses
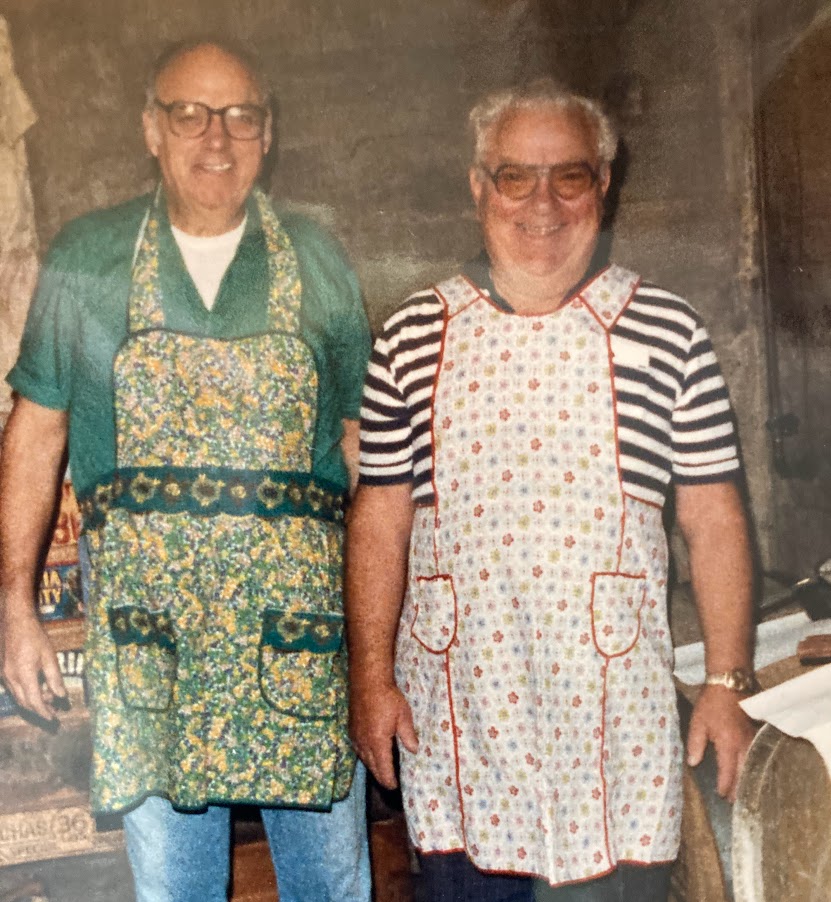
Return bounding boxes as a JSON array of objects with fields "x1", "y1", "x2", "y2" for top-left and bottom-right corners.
[
  {"x1": 484, "y1": 161, "x2": 599, "y2": 201},
  {"x1": 154, "y1": 99, "x2": 268, "y2": 141}
]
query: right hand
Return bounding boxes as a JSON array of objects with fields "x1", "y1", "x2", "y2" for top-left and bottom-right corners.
[
  {"x1": 1, "y1": 608, "x2": 66, "y2": 722},
  {"x1": 349, "y1": 682, "x2": 418, "y2": 789}
]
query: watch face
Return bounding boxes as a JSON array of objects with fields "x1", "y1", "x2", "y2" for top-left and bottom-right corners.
[{"x1": 818, "y1": 557, "x2": 831, "y2": 585}]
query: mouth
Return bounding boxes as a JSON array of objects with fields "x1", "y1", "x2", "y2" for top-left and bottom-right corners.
[
  {"x1": 518, "y1": 222, "x2": 564, "y2": 237},
  {"x1": 197, "y1": 162, "x2": 233, "y2": 173}
]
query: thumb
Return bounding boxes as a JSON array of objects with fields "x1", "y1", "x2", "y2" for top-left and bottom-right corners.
[
  {"x1": 686, "y1": 719, "x2": 707, "y2": 767},
  {"x1": 41, "y1": 651, "x2": 67, "y2": 701},
  {"x1": 396, "y1": 702, "x2": 419, "y2": 755}
]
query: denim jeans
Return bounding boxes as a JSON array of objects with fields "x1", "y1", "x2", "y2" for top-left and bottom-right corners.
[
  {"x1": 122, "y1": 764, "x2": 370, "y2": 902},
  {"x1": 79, "y1": 538, "x2": 370, "y2": 901}
]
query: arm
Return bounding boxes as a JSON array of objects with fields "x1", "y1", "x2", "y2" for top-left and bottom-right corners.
[
  {"x1": 340, "y1": 419, "x2": 360, "y2": 497},
  {"x1": 677, "y1": 479, "x2": 756, "y2": 801},
  {"x1": 0, "y1": 396, "x2": 69, "y2": 721},
  {"x1": 345, "y1": 482, "x2": 417, "y2": 788}
]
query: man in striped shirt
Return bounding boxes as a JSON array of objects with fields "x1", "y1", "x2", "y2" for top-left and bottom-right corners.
[{"x1": 346, "y1": 79, "x2": 756, "y2": 902}]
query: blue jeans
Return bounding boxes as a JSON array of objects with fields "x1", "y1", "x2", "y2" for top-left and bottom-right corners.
[{"x1": 123, "y1": 764, "x2": 370, "y2": 902}]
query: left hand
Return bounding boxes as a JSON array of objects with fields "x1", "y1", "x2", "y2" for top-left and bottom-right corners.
[{"x1": 686, "y1": 684, "x2": 757, "y2": 802}]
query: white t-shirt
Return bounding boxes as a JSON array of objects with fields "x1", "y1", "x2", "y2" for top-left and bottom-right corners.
[{"x1": 171, "y1": 216, "x2": 247, "y2": 310}]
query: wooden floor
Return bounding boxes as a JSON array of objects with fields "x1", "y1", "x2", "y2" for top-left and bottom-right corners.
[{"x1": 231, "y1": 813, "x2": 415, "y2": 902}]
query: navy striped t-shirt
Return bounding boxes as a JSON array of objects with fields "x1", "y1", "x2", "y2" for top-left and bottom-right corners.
[{"x1": 358, "y1": 258, "x2": 740, "y2": 508}]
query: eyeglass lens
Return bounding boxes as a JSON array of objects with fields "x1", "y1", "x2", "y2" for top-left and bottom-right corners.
[
  {"x1": 493, "y1": 163, "x2": 595, "y2": 201},
  {"x1": 163, "y1": 101, "x2": 266, "y2": 140}
]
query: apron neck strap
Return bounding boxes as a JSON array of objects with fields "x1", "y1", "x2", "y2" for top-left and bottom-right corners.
[{"x1": 126, "y1": 187, "x2": 303, "y2": 335}]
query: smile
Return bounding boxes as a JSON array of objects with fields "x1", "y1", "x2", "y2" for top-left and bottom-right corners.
[
  {"x1": 519, "y1": 223, "x2": 563, "y2": 236},
  {"x1": 199, "y1": 162, "x2": 232, "y2": 172}
]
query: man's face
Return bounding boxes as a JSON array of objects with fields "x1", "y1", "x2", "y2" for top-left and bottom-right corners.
[
  {"x1": 470, "y1": 106, "x2": 609, "y2": 284},
  {"x1": 143, "y1": 44, "x2": 271, "y2": 235}
]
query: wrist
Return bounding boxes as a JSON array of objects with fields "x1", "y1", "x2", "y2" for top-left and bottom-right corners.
[{"x1": 704, "y1": 667, "x2": 758, "y2": 694}]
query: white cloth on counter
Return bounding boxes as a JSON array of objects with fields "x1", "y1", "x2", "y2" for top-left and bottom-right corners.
[
  {"x1": 673, "y1": 611, "x2": 831, "y2": 685},
  {"x1": 739, "y1": 663, "x2": 831, "y2": 779}
]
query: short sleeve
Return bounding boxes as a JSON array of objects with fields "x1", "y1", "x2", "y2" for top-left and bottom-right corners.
[
  {"x1": 358, "y1": 332, "x2": 414, "y2": 485},
  {"x1": 6, "y1": 233, "x2": 77, "y2": 411},
  {"x1": 670, "y1": 322, "x2": 741, "y2": 483}
]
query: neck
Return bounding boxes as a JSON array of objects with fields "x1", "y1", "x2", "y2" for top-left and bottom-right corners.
[
  {"x1": 167, "y1": 203, "x2": 247, "y2": 238},
  {"x1": 491, "y1": 264, "x2": 587, "y2": 315}
]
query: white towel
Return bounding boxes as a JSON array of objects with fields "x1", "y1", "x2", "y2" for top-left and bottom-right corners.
[{"x1": 0, "y1": 15, "x2": 39, "y2": 419}]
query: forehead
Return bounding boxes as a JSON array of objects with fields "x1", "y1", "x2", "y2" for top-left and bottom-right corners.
[
  {"x1": 487, "y1": 105, "x2": 598, "y2": 165},
  {"x1": 155, "y1": 45, "x2": 262, "y2": 103}
]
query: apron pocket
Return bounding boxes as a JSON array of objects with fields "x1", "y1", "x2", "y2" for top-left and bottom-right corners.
[
  {"x1": 590, "y1": 572, "x2": 646, "y2": 657},
  {"x1": 259, "y1": 609, "x2": 343, "y2": 720},
  {"x1": 410, "y1": 574, "x2": 457, "y2": 653},
  {"x1": 109, "y1": 606, "x2": 177, "y2": 711}
]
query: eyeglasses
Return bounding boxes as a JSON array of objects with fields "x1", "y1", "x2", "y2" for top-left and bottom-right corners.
[
  {"x1": 483, "y1": 161, "x2": 599, "y2": 201},
  {"x1": 154, "y1": 99, "x2": 268, "y2": 141}
]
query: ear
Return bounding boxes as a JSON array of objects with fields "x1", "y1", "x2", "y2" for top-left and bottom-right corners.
[
  {"x1": 598, "y1": 162, "x2": 612, "y2": 198},
  {"x1": 262, "y1": 110, "x2": 273, "y2": 156},
  {"x1": 142, "y1": 108, "x2": 160, "y2": 158},
  {"x1": 469, "y1": 167, "x2": 485, "y2": 210}
]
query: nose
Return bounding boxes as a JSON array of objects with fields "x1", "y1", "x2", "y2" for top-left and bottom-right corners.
[
  {"x1": 529, "y1": 169, "x2": 561, "y2": 206},
  {"x1": 203, "y1": 110, "x2": 231, "y2": 147}
]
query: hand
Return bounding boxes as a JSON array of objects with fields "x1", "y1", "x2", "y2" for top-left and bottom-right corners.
[
  {"x1": 349, "y1": 681, "x2": 418, "y2": 789},
  {"x1": 686, "y1": 684, "x2": 756, "y2": 801},
  {"x1": 1, "y1": 609, "x2": 66, "y2": 722}
]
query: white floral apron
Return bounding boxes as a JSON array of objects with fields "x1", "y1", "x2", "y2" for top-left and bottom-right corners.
[
  {"x1": 80, "y1": 190, "x2": 354, "y2": 814},
  {"x1": 396, "y1": 266, "x2": 682, "y2": 887}
]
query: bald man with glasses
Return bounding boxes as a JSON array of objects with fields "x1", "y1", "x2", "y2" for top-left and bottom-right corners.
[{"x1": 1, "y1": 39, "x2": 371, "y2": 902}]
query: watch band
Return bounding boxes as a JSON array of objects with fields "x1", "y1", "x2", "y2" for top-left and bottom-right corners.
[{"x1": 704, "y1": 668, "x2": 758, "y2": 693}]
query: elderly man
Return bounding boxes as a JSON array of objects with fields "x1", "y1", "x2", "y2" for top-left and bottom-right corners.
[
  {"x1": 0, "y1": 40, "x2": 371, "y2": 902},
  {"x1": 346, "y1": 80, "x2": 756, "y2": 902}
]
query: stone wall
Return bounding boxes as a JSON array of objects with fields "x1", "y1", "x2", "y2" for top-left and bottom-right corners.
[{"x1": 6, "y1": 0, "x2": 826, "y2": 572}]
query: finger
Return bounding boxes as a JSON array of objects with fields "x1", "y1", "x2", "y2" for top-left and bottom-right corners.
[
  {"x1": 41, "y1": 652, "x2": 67, "y2": 701},
  {"x1": 15, "y1": 674, "x2": 58, "y2": 722},
  {"x1": 685, "y1": 721, "x2": 707, "y2": 767},
  {"x1": 397, "y1": 706, "x2": 419, "y2": 755},
  {"x1": 370, "y1": 741, "x2": 399, "y2": 790},
  {"x1": 714, "y1": 743, "x2": 738, "y2": 800}
]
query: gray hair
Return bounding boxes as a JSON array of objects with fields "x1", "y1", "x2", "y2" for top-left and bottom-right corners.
[
  {"x1": 469, "y1": 78, "x2": 618, "y2": 169},
  {"x1": 145, "y1": 38, "x2": 272, "y2": 110}
]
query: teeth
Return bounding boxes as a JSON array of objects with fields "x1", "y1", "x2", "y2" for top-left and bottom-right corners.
[
  {"x1": 203, "y1": 163, "x2": 231, "y2": 172},
  {"x1": 521, "y1": 224, "x2": 561, "y2": 236}
]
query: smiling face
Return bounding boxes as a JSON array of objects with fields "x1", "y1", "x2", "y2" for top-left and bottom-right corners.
[
  {"x1": 470, "y1": 104, "x2": 610, "y2": 291},
  {"x1": 143, "y1": 44, "x2": 271, "y2": 236}
]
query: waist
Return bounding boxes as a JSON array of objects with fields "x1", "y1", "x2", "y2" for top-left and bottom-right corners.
[{"x1": 78, "y1": 465, "x2": 347, "y2": 530}]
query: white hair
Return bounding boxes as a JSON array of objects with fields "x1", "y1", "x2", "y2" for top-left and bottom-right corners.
[{"x1": 469, "y1": 78, "x2": 618, "y2": 168}]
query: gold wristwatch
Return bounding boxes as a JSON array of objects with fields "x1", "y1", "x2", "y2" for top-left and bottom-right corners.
[{"x1": 704, "y1": 668, "x2": 758, "y2": 693}]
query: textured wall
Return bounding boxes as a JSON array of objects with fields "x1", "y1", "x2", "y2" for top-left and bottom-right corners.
[
  {"x1": 5, "y1": 0, "x2": 820, "y2": 572},
  {"x1": 3, "y1": 0, "x2": 570, "y2": 328},
  {"x1": 756, "y1": 6, "x2": 831, "y2": 575}
]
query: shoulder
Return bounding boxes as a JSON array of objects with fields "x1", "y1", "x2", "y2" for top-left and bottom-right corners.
[
  {"x1": 277, "y1": 208, "x2": 355, "y2": 278},
  {"x1": 628, "y1": 280, "x2": 704, "y2": 331},
  {"x1": 612, "y1": 276, "x2": 709, "y2": 358},
  {"x1": 377, "y1": 286, "x2": 446, "y2": 347},
  {"x1": 45, "y1": 194, "x2": 152, "y2": 274}
]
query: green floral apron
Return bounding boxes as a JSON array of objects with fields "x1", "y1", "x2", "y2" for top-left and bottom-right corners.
[{"x1": 80, "y1": 189, "x2": 355, "y2": 814}]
